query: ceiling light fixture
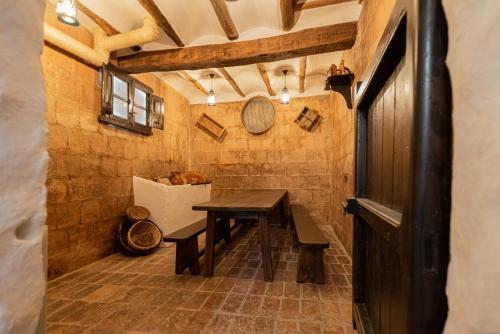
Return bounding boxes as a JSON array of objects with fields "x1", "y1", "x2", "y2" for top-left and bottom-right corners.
[
  {"x1": 207, "y1": 73, "x2": 216, "y2": 106},
  {"x1": 281, "y1": 69, "x2": 290, "y2": 105},
  {"x1": 56, "y1": 0, "x2": 79, "y2": 26}
]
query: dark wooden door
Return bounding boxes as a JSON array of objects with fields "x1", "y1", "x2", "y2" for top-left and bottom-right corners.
[{"x1": 345, "y1": 1, "x2": 451, "y2": 333}]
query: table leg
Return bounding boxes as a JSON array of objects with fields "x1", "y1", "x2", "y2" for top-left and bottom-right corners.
[
  {"x1": 280, "y1": 194, "x2": 290, "y2": 228},
  {"x1": 259, "y1": 213, "x2": 273, "y2": 282},
  {"x1": 204, "y1": 211, "x2": 216, "y2": 277}
]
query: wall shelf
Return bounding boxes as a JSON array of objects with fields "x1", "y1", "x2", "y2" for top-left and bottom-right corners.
[{"x1": 325, "y1": 73, "x2": 355, "y2": 109}]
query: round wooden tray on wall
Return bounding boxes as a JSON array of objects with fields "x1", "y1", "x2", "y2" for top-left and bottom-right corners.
[{"x1": 241, "y1": 96, "x2": 276, "y2": 134}]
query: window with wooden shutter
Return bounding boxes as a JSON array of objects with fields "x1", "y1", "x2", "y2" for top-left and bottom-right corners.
[
  {"x1": 98, "y1": 64, "x2": 154, "y2": 136},
  {"x1": 150, "y1": 94, "x2": 164, "y2": 130}
]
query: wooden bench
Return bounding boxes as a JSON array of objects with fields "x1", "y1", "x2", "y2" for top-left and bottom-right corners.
[
  {"x1": 290, "y1": 205, "x2": 329, "y2": 284},
  {"x1": 163, "y1": 218, "x2": 231, "y2": 275}
]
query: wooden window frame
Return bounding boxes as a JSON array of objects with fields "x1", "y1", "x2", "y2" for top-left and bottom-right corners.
[{"x1": 99, "y1": 64, "x2": 164, "y2": 136}]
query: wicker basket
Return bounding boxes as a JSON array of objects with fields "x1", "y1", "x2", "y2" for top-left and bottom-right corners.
[
  {"x1": 126, "y1": 220, "x2": 162, "y2": 252},
  {"x1": 118, "y1": 220, "x2": 142, "y2": 255},
  {"x1": 126, "y1": 205, "x2": 150, "y2": 222}
]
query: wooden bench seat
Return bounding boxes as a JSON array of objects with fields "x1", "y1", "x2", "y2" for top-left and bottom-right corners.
[
  {"x1": 163, "y1": 218, "x2": 231, "y2": 275},
  {"x1": 290, "y1": 204, "x2": 329, "y2": 284}
]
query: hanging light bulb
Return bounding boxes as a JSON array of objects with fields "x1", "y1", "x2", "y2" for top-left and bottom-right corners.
[
  {"x1": 281, "y1": 69, "x2": 290, "y2": 104},
  {"x1": 207, "y1": 73, "x2": 216, "y2": 106},
  {"x1": 56, "y1": 0, "x2": 79, "y2": 26}
]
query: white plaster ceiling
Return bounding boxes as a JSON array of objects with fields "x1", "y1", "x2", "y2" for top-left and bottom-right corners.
[{"x1": 74, "y1": 0, "x2": 362, "y2": 103}]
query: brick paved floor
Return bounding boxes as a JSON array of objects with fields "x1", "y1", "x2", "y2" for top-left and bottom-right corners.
[{"x1": 46, "y1": 224, "x2": 355, "y2": 334}]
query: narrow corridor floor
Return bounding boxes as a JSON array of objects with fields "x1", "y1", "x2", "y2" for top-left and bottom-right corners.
[{"x1": 46, "y1": 225, "x2": 355, "y2": 334}]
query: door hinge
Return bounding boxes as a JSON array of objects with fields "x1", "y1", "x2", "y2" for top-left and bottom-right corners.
[{"x1": 342, "y1": 197, "x2": 358, "y2": 215}]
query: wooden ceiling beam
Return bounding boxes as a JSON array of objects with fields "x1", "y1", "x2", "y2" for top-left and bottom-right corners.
[
  {"x1": 257, "y1": 64, "x2": 277, "y2": 96},
  {"x1": 218, "y1": 68, "x2": 245, "y2": 97},
  {"x1": 118, "y1": 22, "x2": 357, "y2": 73},
  {"x1": 280, "y1": 0, "x2": 296, "y2": 31},
  {"x1": 76, "y1": 1, "x2": 140, "y2": 51},
  {"x1": 76, "y1": 1, "x2": 119, "y2": 35},
  {"x1": 299, "y1": 56, "x2": 307, "y2": 93},
  {"x1": 294, "y1": 0, "x2": 354, "y2": 11},
  {"x1": 137, "y1": 0, "x2": 184, "y2": 47},
  {"x1": 179, "y1": 71, "x2": 208, "y2": 95},
  {"x1": 210, "y1": 0, "x2": 239, "y2": 40}
]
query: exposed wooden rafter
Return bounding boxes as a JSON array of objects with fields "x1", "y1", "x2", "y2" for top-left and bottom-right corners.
[
  {"x1": 137, "y1": 0, "x2": 184, "y2": 47},
  {"x1": 294, "y1": 0, "x2": 353, "y2": 11},
  {"x1": 280, "y1": 0, "x2": 296, "y2": 31},
  {"x1": 257, "y1": 64, "x2": 277, "y2": 96},
  {"x1": 209, "y1": 0, "x2": 239, "y2": 40},
  {"x1": 118, "y1": 22, "x2": 357, "y2": 73},
  {"x1": 178, "y1": 71, "x2": 208, "y2": 95},
  {"x1": 299, "y1": 56, "x2": 307, "y2": 93},
  {"x1": 76, "y1": 1, "x2": 141, "y2": 52},
  {"x1": 218, "y1": 68, "x2": 245, "y2": 97},
  {"x1": 76, "y1": 1, "x2": 118, "y2": 35}
]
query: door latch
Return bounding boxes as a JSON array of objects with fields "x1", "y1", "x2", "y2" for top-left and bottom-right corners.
[{"x1": 342, "y1": 197, "x2": 358, "y2": 215}]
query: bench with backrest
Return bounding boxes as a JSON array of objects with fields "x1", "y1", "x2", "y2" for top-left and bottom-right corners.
[
  {"x1": 163, "y1": 218, "x2": 231, "y2": 275},
  {"x1": 290, "y1": 204, "x2": 330, "y2": 284}
]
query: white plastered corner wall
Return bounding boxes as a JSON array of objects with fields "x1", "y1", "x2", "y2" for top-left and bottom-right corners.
[
  {"x1": 443, "y1": 1, "x2": 500, "y2": 333},
  {"x1": 0, "y1": 1, "x2": 47, "y2": 333}
]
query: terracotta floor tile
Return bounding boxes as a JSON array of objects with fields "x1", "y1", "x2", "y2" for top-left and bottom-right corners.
[
  {"x1": 221, "y1": 293, "x2": 245, "y2": 313},
  {"x1": 205, "y1": 313, "x2": 234, "y2": 333},
  {"x1": 229, "y1": 315, "x2": 256, "y2": 334},
  {"x1": 301, "y1": 300, "x2": 321, "y2": 321},
  {"x1": 200, "y1": 292, "x2": 226, "y2": 311},
  {"x1": 180, "y1": 292, "x2": 210, "y2": 310},
  {"x1": 280, "y1": 298, "x2": 300, "y2": 320},
  {"x1": 274, "y1": 320, "x2": 299, "y2": 334},
  {"x1": 265, "y1": 282, "x2": 284, "y2": 297},
  {"x1": 249, "y1": 281, "x2": 268, "y2": 295},
  {"x1": 261, "y1": 297, "x2": 281, "y2": 317},
  {"x1": 253, "y1": 316, "x2": 275, "y2": 334},
  {"x1": 240, "y1": 295, "x2": 263, "y2": 316},
  {"x1": 284, "y1": 282, "x2": 301, "y2": 299},
  {"x1": 46, "y1": 225, "x2": 354, "y2": 334},
  {"x1": 302, "y1": 283, "x2": 319, "y2": 300},
  {"x1": 298, "y1": 321, "x2": 322, "y2": 334}
]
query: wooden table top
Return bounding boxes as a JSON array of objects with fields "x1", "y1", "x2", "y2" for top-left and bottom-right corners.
[{"x1": 192, "y1": 189, "x2": 287, "y2": 212}]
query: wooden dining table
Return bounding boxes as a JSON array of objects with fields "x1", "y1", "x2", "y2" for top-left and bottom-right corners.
[{"x1": 192, "y1": 189, "x2": 289, "y2": 282}]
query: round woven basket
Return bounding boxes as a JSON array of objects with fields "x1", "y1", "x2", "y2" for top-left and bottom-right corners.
[
  {"x1": 127, "y1": 220, "x2": 162, "y2": 252},
  {"x1": 126, "y1": 205, "x2": 150, "y2": 222},
  {"x1": 118, "y1": 220, "x2": 142, "y2": 255}
]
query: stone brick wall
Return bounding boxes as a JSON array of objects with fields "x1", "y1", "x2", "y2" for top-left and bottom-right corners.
[
  {"x1": 42, "y1": 5, "x2": 190, "y2": 279},
  {"x1": 190, "y1": 96, "x2": 333, "y2": 226},
  {"x1": 330, "y1": 0, "x2": 397, "y2": 255}
]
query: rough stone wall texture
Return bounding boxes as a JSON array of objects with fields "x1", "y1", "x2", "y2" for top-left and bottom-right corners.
[
  {"x1": 0, "y1": 1, "x2": 47, "y2": 333},
  {"x1": 42, "y1": 4, "x2": 190, "y2": 279},
  {"x1": 329, "y1": 0, "x2": 396, "y2": 255},
  {"x1": 190, "y1": 96, "x2": 333, "y2": 226},
  {"x1": 443, "y1": 1, "x2": 500, "y2": 333}
]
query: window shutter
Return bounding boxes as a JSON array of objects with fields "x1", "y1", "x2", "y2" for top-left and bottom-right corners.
[
  {"x1": 150, "y1": 95, "x2": 164, "y2": 130},
  {"x1": 101, "y1": 66, "x2": 113, "y2": 114}
]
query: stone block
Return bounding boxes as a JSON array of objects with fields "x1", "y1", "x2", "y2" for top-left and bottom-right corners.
[
  {"x1": 56, "y1": 202, "x2": 81, "y2": 229},
  {"x1": 81, "y1": 199, "x2": 100, "y2": 224},
  {"x1": 46, "y1": 178, "x2": 67, "y2": 204},
  {"x1": 100, "y1": 157, "x2": 117, "y2": 177},
  {"x1": 116, "y1": 159, "x2": 132, "y2": 177}
]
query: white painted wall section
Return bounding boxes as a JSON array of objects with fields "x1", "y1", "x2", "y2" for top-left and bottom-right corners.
[
  {"x1": 443, "y1": 1, "x2": 500, "y2": 333},
  {"x1": 0, "y1": 1, "x2": 48, "y2": 333}
]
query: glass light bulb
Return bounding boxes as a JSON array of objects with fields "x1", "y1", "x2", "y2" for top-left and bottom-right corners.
[
  {"x1": 56, "y1": 0, "x2": 79, "y2": 26},
  {"x1": 207, "y1": 90, "x2": 216, "y2": 106},
  {"x1": 281, "y1": 87, "x2": 290, "y2": 104}
]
